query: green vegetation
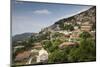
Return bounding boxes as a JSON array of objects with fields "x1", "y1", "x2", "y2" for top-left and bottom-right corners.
[
  {"x1": 79, "y1": 31, "x2": 92, "y2": 39},
  {"x1": 68, "y1": 38, "x2": 96, "y2": 62},
  {"x1": 64, "y1": 24, "x2": 74, "y2": 31},
  {"x1": 42, "y1": 38, "x2": 64, "y2": 53},
  {"x1": 12, "y1": 6, "x2": 96, "y2": 65},
  {"x1": 13, "y1": 31, "x2": 96, "y2": 64},
  {"x1": 59, "y1": 23, "x2": 74, "y2": 31},
  {"x1": 48, "y1": 49, "x2": 67, "y2": 63},
  {"x1": 52, "y1": 32, "x2": 63, "y2": 38},
  {"x1": 47, "y1": 32, "x2": 95, "y2": 63},
  {"x1": 48, "y1": 38, "x2": 96, "y2": 63},
  {"x1": 48, "y1": 44, "x2": 79, "y2": 63}
]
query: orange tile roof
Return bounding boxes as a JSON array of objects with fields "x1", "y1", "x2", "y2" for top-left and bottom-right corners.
[
  {"x1": 59, "y1": 42, "x2": 78, "y2": 49},
  {"x1": 15, "y1": 51, "x2": 31, "y2": 61}
]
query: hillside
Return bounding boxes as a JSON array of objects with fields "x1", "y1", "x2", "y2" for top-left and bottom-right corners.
[
  {"x1": 13, "y1": 6, "x2": 96, "y2": 42},
  {"x1": 12, "y1": 6, "x2": 96, "y2": 65},
  {"x1": 42, "y1": 6, "x2": 96, "y2": 31},
  {"x1": 12, "y1": 33, "x2": 36, "y2": 42}
]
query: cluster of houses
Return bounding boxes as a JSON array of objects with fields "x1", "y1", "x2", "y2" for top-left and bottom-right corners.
[
  {"x1": 14, "y1": 42, "x2": 48, "y2": 65},
  {"x1": 53, "y1": 21, "x2": 94, "y2": 49},
  {"x1": 14, "y1": 20, "x2": 95, "y2": 65}
]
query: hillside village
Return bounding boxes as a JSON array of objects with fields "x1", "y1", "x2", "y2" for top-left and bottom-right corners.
[{"x1": 12, "y1": 6, "x2": 96, "y2": 66}]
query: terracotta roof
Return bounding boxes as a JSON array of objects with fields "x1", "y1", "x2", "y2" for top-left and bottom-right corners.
[
  {"x1": 33, "y1": 45, "x2": 42, "y2": 49},
  {"x1": 15, "y1": 51, "x2": 31, "y2": 61},
  {"x1": 33, "y1": 43, "x2": 41, "y2": 46},
  {"x1": 32, "y1": 42, "x2": 42, "y2": 49},
  {"x1": 59, "y1": 42, "x2": 78, "y2": 49}
]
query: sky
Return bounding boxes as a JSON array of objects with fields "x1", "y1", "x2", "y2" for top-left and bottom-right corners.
[{"x1": 12, "y1": 0, "x2": 93, "y2": 36}]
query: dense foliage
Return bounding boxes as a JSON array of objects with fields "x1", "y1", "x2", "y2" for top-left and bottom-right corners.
[
  {"x1": 79, "y1": 31, "x2": 92, "y2": 39},
  {"x1": 68, "y1": 38, "x2": 96, "y2": 62}
]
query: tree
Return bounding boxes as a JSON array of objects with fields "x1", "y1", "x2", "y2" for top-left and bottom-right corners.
[
  {"x1": 59, "y1": 22, "x2": 65, "y2": 30},
  {"x1": 42, "y1": 39, "x2": 63, "y2": 53},
  {"x1": 64, "y1": 24, "x2": 74, "y2": 31},
  {"x1": 79, "y1": 31, "x2": 92, "y2": 39},
  {"x1": 68, "y1": 38, "x2": 96, "y2": 62},
  {"x1": 48, "y1": 49, "x2": 68, "y2": 63},
  {"x1": 48, "y1": 45, "x2": 78, "y2": 63},
  {"x1": 52, "y1": 32, "x2": 63, "y2": 38},
  {"x1": 42, "y1": 40, "x2": 53, "y2": 52}
]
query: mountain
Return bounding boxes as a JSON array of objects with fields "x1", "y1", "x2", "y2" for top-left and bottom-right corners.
[
  {"x1": 12, "y1": 6, "x2": 96, "y2": 43},
  {"x1": 12, "y1": 33, "x2": 36, "y2": 42},
  {"x1": 43, "y1": 6, "x2": 96, "y2": 31}
]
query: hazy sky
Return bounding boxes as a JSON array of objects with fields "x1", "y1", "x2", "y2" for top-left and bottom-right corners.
[{"x1": 12, "y1": 0, "x2": 92, "y2": 36}]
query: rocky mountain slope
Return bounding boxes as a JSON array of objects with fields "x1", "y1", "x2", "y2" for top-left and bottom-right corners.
[
  {"x1": 43, "y1": 6, "x2": 96, "y2": 31},
  {"x1": 12, "y1": 6, "x2": 96, "y2": 45},
  {"x1": 12, "y1": 33, "x2": 37, "y2": 42}
]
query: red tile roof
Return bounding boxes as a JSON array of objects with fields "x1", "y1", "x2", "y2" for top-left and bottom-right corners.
[
  {"x1": 15, "y1": 51, "x2": 31, "y2": 61},
  {"x1": 59, "y1": 42, "x2": 78, "y2": 49}
]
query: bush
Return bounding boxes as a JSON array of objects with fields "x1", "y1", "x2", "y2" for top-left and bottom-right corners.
[
  {"x1": 68, "y1": 38, "x2": 96, "y2": 62},
  {"x1": 64, "y1": 24, "x2": 74, "y2": 31},
  {"x1": 48, "y1": 49, "x2": 68, "y2": 63},
  {"x1": 79, "y1": 31, "x2": 92, "y2": 39}
]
